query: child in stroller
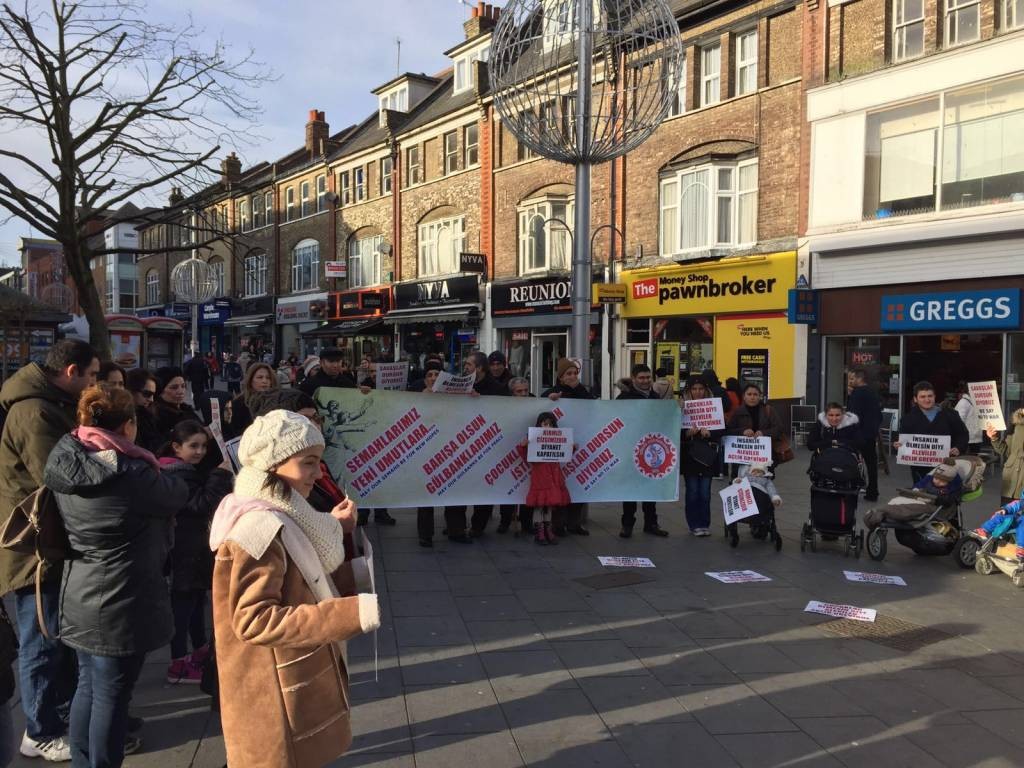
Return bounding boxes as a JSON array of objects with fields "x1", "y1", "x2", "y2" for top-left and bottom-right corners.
[
  {"x1": 964, "y1": 492, "x2": 1024, "y2": 585},
  {"x1": 725, "y1": 464, "x2": 782, "y2": 550}
]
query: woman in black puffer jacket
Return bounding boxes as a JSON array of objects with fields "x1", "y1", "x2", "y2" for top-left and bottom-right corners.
[{"x1": 44, "y1": 385, "x2": 187, "y2": 768}]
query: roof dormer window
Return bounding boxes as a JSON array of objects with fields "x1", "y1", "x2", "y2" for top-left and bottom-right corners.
[
  {"x1": 378, "y1": 86, "x2": 409, "y2": 127},
  {"x1": 454, "y1": 45, "x2": 490, "y2": 94}
]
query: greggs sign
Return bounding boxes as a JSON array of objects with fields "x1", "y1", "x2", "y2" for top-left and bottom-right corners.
[{"x1": 619, "y1": 252, "x2": 796, "y2": 318}]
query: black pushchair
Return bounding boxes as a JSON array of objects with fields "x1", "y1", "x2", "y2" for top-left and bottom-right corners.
[
  {"x1": 724, "y1": 486, "x2": 782, "y2": 551},
  {"x1": 800, "y1": 447, "x2": 865, "y2": 557}
]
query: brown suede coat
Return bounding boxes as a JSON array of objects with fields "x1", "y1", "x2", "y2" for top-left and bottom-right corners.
[{"x1": 212, "y1": 536, "x2": 366, "y2": 768}]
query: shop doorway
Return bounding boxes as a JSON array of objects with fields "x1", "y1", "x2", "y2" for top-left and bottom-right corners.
[
  {"x1": 531, "y1": 332, "x2": 567, "y2": 396},
  {"x1": 904, "y1": 334, "x2": 1003, "y2": 407}
]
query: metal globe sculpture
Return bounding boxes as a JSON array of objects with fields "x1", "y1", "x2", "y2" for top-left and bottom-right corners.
[
  {"x1": 171, "y1": 258, "x2": 217, "y2": 305},
  {"x1": 40, "y1": 282, "x2": 72, "y2": 313},
  {"x1": 490, "y1": 0, "x2": 682, "y2": 164}
]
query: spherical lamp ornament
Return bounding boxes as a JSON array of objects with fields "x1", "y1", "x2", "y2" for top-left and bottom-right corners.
[
  {"x1": 490, "y1": 0, "x2": 683, "y2": 164},
  {"x1": 40, "y1": 283, "x2": 72, "y2": 314},
  {"x1": 171, "y1": 258, "x2": 217, "y2": 305}
]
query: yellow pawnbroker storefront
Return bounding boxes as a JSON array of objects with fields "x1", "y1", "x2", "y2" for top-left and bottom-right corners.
[{"x1": 618, "y1": 252, "x2": 800, "y2": 399}]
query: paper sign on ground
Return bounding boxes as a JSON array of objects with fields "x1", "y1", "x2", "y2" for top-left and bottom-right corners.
[
  {"x1": 896, "y1": 434, "x2": 952, "y2": 466},
  {"x1": 705, "y1": 570, "x2": 772, "y2": 583},
  {"x1": 598, "y1": 556, "x2": 655, "y2": 568},
  {"x1": 681, "y1": 397, "x2": 726, "y2": 430},
  {"x1": 528, "y1": 427, "x2": 574, "y2": 463},
  {"x1": 208, "y1": 400, "x2": 233, "y2": 474},
  {"x1": 432, "y1": 371, "x2": 476, "y2": 394},
  {"x1": 722, "y1": 435, "x2": 772, "y2": 465},
  {"x1": 804, "y1": 600, "x2": 877, "y2": 622},
  {"x1": 719, "y1": 477, "x2": 759, "y2": 525},
  {"x1": 376, "y1": 362, "x2": 409, "y2": 392},
  {"x1": 844, "y1": 571, "x2": 906, "y2": 586},
  {"x1": 968, "y1": 381, "x2": 1006, "y2": 431}
]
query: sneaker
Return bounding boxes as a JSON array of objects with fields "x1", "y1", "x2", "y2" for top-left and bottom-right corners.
[
  {"x1": 20, "y1": 733, "x2": 71, "y2": 761},
  {"x1": 189, "y1": 643, "x2": 211, "y2": 667},
  {"x1": 696, "y1": 528, "x2": 711, "y2": 537},
  {"x1": 643, "y1": 526, "x2": 669, "y2": 538},
  {"x1": 375, "y1": 511, "x2": 397, "y2": 526},
  {"x1": 126, "y1": 715, "x2": 145, "y2": 734},
  {"x1": 123, "y1": 733, "x2": 142, "y2": 755},
  {"x1": 167, "y1": 657, "x2": 203, "y2": 684},
  {"x1": 972, "y1": 528, "x2": 990, "y2": 541}
]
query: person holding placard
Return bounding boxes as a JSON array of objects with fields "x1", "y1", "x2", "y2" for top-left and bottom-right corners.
[
  {"x1": 681, "y1": 376, "x2": 725, "y2": 536},
  {"x1": 727, "y1": 383, "x2": 785, "y2": 471},
  {"x1": 894, "y1": 381, "x2": 968, "y2": 483},
  {"x1": 541, "y1": 359, "x2": 594, "y2": 536},
  {"x1": 525, "y1": 413, "x2": 572, "y2": 545},
  {"x1": 987, "y1": 408, "x2": 1024, "y2": 506}
]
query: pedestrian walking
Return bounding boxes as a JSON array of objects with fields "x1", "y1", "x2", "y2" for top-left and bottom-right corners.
[
  {"x1": 223, "y1": 355, "x2": 242, "y2": 396},
  {"x1": 617, "y1": 363, "x2": 669, "y2": 538},
  {"x1": 846, "y1": 367, "x2": 883, "y2": 500},
  {"x1": 184, "y1": 353, "x2": 209, "y2": 400},
  {"x1": 987, "y1": 409, "x2": 1024, "y2": 506},
  {"x1": 893, "y1": 380, "x2": 968, "y2": 483},
  {"x1": 209, "y1": 410, "x2": 379, "y2": 768}
]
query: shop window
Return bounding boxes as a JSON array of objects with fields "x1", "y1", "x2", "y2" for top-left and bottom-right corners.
[
  {"x1": 1008, "y1": 333, "x2": 1024, "y2": 415},
  {"x1": 291, "y1": 239, "x2": 320, "y2": 292},
  {"x1": 735, "y1": 30, "x2": 757, "y2": 96},
  {"x1": 659, "y1": 158, "x2": 758, "y2": 255},
  {"x1": 945, "y1": 0, "x2": 980, "y2": 47},
  {"x1": 418, "y1": 215, "x2": 465, "y2": 277},
  {"x1": 145, "y1": 269, "x2": 159, "y2": 305},
  {"x1": 518, "y1": 197, "x2": 573, "y2": 274},
  {"x1": 349, "y1": 234, "x2": 383, "y2": 288},
  {"x1": 244, "y1": 252, "x2": 267, "y2": 297},
  {"x1": 892, "y1": 0, "x2": 925, "y2": 62},
  {"x1": 824, "y1": 336, "x2": 903, "y2": 411},
  {"x1": 626, "y1": 319, "x2": 650, "y2": 344},
  {"x1": 1005, "y1": 0, "x2": 1024, "y2": 30},
  {"x1": 208, "y1": 257, "x2": 225, "y2": 297}
]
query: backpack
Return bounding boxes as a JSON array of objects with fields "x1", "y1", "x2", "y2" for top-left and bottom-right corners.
[{"x1": 0, "y1": 486, "x2": 70, "y2": 639}]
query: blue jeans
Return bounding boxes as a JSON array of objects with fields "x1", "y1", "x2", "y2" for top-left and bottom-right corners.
[
  {"x1": 69, "y1": 651, "x2": 145, "y2": 768},
  {"x1": 13, "y1": 581, "x2": 73, "y2": 740},
  {"x1": 684, "y1": 475, "x2": 713, "y2": 532},
  {"x1": 981, "y1": 512, "x2": 1024, "y2": 546}
]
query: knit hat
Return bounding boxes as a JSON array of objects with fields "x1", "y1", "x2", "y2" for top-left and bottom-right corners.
[
  {"x1": 488, "y1": 351, "x2": 507, "y2": 365},
  {"x1": 932, "y1": 462, "x2": 958, "y2": 482},
  {"x1": 238, "y1": 410, "x2": 325, "y2": 472},
  {"x1": 748, "y1": 463, "x2": 771, "y2": 476},
  {"x1": 556, "y1": 358, "x2": 579, "y2": 380},
  {"x1": 302, "y1": 356, "x2": 321, "y2": 377}
]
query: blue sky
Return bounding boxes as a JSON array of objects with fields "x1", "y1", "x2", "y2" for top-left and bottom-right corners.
[{"x1": 0, "y1": 0, "x2": 473, "y2": 266}]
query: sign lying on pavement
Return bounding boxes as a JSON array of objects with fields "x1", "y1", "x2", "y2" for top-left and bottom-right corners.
[
  {"x1": 804, "y1": 600, "x2": 877, "y2": 622},
  {"x1": 597, "y1": 556, "x2": 655, "y2": 568},
  {"x1": 843, "y1": 571, "x2": 906, "y2": 586},
  {"x1": 705, "y1": 570, "x2": 772, "y2": 583}
]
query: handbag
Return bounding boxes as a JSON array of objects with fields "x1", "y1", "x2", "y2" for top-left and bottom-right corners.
[
  {"x1": 687, "y1": 438, "x2": 718, "y2": 468},
  {"x1": 774, "y1": 432, "x2": 795, "y2": 464}
]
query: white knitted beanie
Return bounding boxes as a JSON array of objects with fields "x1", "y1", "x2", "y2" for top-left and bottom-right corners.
[{"x1": 239, "y1": 410, "x2": 325, "y2": 471}]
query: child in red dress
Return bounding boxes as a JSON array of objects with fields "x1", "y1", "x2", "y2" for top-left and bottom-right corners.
[{"x1": 526, "y1": 412, "x2": 572, "y2": 545}]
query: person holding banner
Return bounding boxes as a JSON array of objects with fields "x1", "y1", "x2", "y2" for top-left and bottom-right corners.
[
  {"x1": 681, "y1": 376, "x2": 725, "y2": 536},
  {"x1": 987, "y1": 409, "x2": 1024, "y2": 506},
  {"x1": 526, "y1": 413, "x2": 572, "y2": 545},
  {"x1": 414, "y1": 365, "x2": 444, "y2": 547},
  {"x1": 894, "y1": 381, "x2": 968, "y2": 483},
  {"x1": 497, "y1": 377, "x2": 535, "y2": 536},
  {"x1": 617, "y1": 364, "x2": 669, "y2": 538}
]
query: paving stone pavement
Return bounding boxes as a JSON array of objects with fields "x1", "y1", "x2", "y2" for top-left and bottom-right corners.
[{"x1": 8, "y1": 448, "x2": 1024, "y2": 767}]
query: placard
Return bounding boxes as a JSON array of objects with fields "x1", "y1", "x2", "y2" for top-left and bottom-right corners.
[
  {"x1": 528, "y1": 427, "x2": 574, "y2": 463},
  {"x1": 719, "y1": 477, "x2": 760, "y2": 525},
  {"x1": 804, "y1": 601, "x2": 876, "y2": 622},
  {"x1": 896, "y1": 434, "x2": 951, "y2": 466},
  {"x1": 324, "y1": 261, "x2": 347, "y2": 279},
  {"x1": 598, "y1": 556, "x2": 655, "y2": 568},
  {"x1": 722, "y1": 435, "x2": 772, "y2": 465},
  {"x1": 705, "y1": 570, "x2": 771, "y2": 583},
  {"x1": 843, "y1": 571, "x2": 906, "y2": 586},
  {"x1": 681, "y1": 397, "x2": 725, "y2": 430},
  {"x1": 431, "y1": 371, "x2": 476, "y2": 394},
  {"x1": 968, "y1": 381, "x2": 1006, "y2": 431},
  {"x1": 376, "y1": 362, "x2": 408, "y2": 392},
  {"x1": 208, "y1": 400, "x2": 233, "y2": 474}
]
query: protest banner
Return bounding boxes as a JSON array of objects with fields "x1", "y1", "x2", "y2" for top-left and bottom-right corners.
[
  {"x1": 705, "y1": 570, "x2": 771, "y2": 583},
  {"x1": 208, "y1": 400, "x2": 233, "y2": 473},
  {"x1": 843, "y1": 571, "x2": 906, "y2": 586},
  {"x1": 432, "y1": 371, "x2": 476, "y2": 394},
  {"x1": 719, "y1": 477, "x2": 760, "y2": 525},
  {"x1": 804, "y1": 601, "x2": 877, "y2": 622},
  {"x1": 376, "y1": 362, "x2": 409, "y2": 392},
  {"x1": 598, "y1": 556, "x2": 655, "y2": 568},
  {"x1": 681, "y1": 397, "x2": 725, "y2": 430},
  {"x1": 722, "y1": 435, "x2": 772, "y2": 465},
  {"x1": 968, "y1": 381, "x2": 1006, "y2": 431},
  {"x1": 318, "y1": 388, "x2": 680, "y2": 507},
  {"x1": 896, "y1": 434, "x2": 952, "y2": 466},
  {"x1": 528, "y1": 427, "x2": 573, "y2": 463}
]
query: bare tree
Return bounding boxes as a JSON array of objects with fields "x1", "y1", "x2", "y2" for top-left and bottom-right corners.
[{"x1": 0, "y1": 0, "x2": 268, "y2": 358}]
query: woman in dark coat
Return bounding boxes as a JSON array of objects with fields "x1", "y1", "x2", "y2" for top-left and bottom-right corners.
[
  {"x1": 728, "y1": 383, "x2": 785, "y2": 462},
  {"x1": 225, "y1": 362, "x2": 278, "y2": 439},
  {"x1": 153, "y1": 367, "x2": 203, "y2": 439},
  {"x1": 807, "y1": 403, "x2": 862, "y2": 454},
  {"x1": 540, "y1": 358, "x2": 593, "y2": 535},
  {"x1": 681, "y1": 376, "x2": 726, "y2": 536},
  {"x1": 44, "y1": 385, "x2": 187, "y2": 767},
  {"x1": 126, "y1": 368, "x2": 163, "y2": 454}
]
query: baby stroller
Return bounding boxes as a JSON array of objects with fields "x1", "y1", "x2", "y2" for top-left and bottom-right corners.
[
  {"x1": 864, "y1": 456, "x2": 985, "y2": 562},
  {"x1": 723, "y1": 486, "x2": 782, "y2": 551},
  {"x1": 800, "y1": 447, "x2": 865, "y2": 557},
  {"x1": 962, "y1": 514, "x2": 1024, "y2": 587}
]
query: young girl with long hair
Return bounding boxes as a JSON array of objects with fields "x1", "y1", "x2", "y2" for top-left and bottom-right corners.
[{"x1": 526, "y1": 412, "x2": 573, "y2": 545}]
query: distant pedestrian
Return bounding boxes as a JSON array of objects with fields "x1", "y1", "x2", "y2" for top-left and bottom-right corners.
[
  {"x1": 223, "y1": 355, "x2": 243, "y2": 396},
  {"x1": 845, "y1": 368, "x2": 883, "y2": 501}
]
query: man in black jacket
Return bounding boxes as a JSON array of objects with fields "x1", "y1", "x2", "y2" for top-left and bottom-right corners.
[
  {"x1": 846, "y1": 368, "x2": 883, "y2": 500},
  {"x1": 299, "y1": 347, "x2": 356, "y2": 396},
  {"x1": 894, "y1": 380, "x2": 969, "y2": 483},
  {"x1": 616, "y1": 364, "x2": 669, "y2": 538},
  {"x1": 466, "y1": 351, "x2": 506, "y2": 397}
]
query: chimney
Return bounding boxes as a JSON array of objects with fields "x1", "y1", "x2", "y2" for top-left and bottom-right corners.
[
  {"x1": 221, "y1": 152, "x2": 242, "y2": 187},
  {"x1": 305, "y1": 109, "x2": 329, "y2": 156},
  {"x1": 463, "y1": 1, "x2": 497, "y2": 39},
  {"x1": 168, "y1": 187, "x2": 184, "y2": 206}
]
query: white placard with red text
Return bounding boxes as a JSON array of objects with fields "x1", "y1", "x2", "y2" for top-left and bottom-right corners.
[
  {"x1": 804, "y1": 600, "x2": 877, "y2": 622},
  {"x1": 598, "y1": 556, "x2": 655, "y2": 568},
  {"x1": 896, "y1": 434, "x2": 951, "y2": 466},
  {"x1": 719, "y1": 477, "x2": 760, "y2": 525},
  {"x1": 722, "y1": 435, "x2": 772, "y2": 465},
  {"x1": 843, "y1": 571, "x2": 907, "y2": 586},
  {"x1": 432, "y1": 371, "x2": 476, "y2": 394},
  {"x1": 208, "y1": 400, "x2": 233, "y2": 474},
  {"x1": 376, "y1": 362, "x2": 409, "y2": 392},
  {"x1": 705, "y1": 570, "x2": 772, "y2": 583},
  {"x1": 681, "y1": 397, "x2": 726, "y2": 430},
  {"x1": 528, "y1": 427, "x2": 574, "y2": 463},
  {"x1": 968, "y1": 381, "x2": 1006, "y2": 431}
]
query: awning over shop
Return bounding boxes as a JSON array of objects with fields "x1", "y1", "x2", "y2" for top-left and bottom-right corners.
[
  {"x1": 223, "y1": 314, "x2": 272, "y2": 328},
  {"x1": 384, "y1": 304, "x2": 481, "y2": 326},
  {"x1": 301, "y1": 318, "x2": 385, "y2": 337}
]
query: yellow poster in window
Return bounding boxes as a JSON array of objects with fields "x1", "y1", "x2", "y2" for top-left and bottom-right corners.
[{"x1": 714, "y1": 313, "x2": 796, "y2": 400}]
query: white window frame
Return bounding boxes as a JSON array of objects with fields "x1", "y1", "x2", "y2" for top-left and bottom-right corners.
[
  {"x1": 406, "y1": 146, "x2": 421, "y2": 186},
  {"x1": 417, "y1": 215, "x2": 466, "y2": 277},
  {"x1": 300, "y1": 181, "x2": 312, "y2": 217},
  {"x1": 464, "y1": 124, "x2": 479, "y2": 168},
  {"x1": 263, "y1": 192, "x2": 273, "y2": 226},
  {"x1": 1006, "y1": 0, "x2": 1024, "y2": 30},
  {"x1": 444, "y1": 131, "x2": 459, "y2": 175},
  {"x1": 285, "y1": 187, "x2": 295, "y2": 222},
  {"x1": 145, "y1": 269, "x2": 159, "y2": 305},
  {"x1": 517, "y1": 197, "x2": 574, "y2": 274},
  {"x1": 381, "y1": 157, "x2": 393, "y2": 195},
  {"x1": 291, "y1": 239, "x2": 320, "y2": 293},
  {"x1": 238, "y1": 200, "x2": 250, "y2": 232},
  {"x1": 339, "y1": 171, "x2": 351, "y2": 205},
  {"x1": 668, "y1": 55, "x2": 687, "y2": 117},
  {"x1": 348, "y1": 233, "x2": 383, "y2": 288},
  {"x1": 251, "y1": 194, "x2": 263, "y2": 230},
  {"x1": 893, "y1": 0, "x2": 925, "y2": 62},
  {"x1": 701, "y1": 43, "x2": 721, "y2": 107},
  {"x1": 244, "y1": 252, "x2": 267, "y2": 298},
  {"x1": 659, "y1": 158, "x2": 759, "y2": 256},
  {"x1": 735, "y1": 29, "x2": 758, "y2": 96},
  {"x1": 379, "y1": 86, "x2": 409, "y2": 126},
  {"x1": 316, "y1": 174, "x2": 327, "y2": 212},
  {"x1": 945, "y1": 0, "x2": 981, "y2": 46},
  {"x1": 208, "y1": 258, "x2": 225, "y2": 297},
  {"x1": 354, "y1": 167, "x2": 366, "y2": 202},
  {"x1": 454, "y1": 45, "x2": 490, "y2": 94}
]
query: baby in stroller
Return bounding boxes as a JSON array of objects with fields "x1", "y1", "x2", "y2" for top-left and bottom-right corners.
[
  {"x1": 971, "y1": 493, "x2": 1024, "y2": 563},
  {"x1": 863, "y1": 460, "x2": 962, "y2": 530},
  {"x1": 736, "y1": 464, "x2": 783, "y2": 507},
  {"x1": 726, "y1": 464, "x2": 783, "y2": 550}
]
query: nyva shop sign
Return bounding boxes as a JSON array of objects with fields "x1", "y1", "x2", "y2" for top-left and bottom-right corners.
[{"x1": 880, "y1": 289, "x2": 1021, "y2": 331}]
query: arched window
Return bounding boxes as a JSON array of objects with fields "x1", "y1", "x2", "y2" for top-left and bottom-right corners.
[
  {"x1": 145, "y1": 269, "x2": 160, "y2": 305},
  {"x1": 517, "y1": 197, "x2": 572, "y2": 274},
  {"x1": 417, "y1": 215, "x2": 465, "y2": 277},
  {"x1": 349, "y1": 233, "x2": 383, "y2": 288},
  {"x1": 291, "y1": 239, "x2": 320, "y2": 292}
]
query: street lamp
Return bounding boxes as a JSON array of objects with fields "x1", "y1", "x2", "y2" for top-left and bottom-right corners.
[
  {"x1": 171, "y1": 256, "x2": 217, "y2": 358},
  {"x1": 490, "y1": 0, "x2": 682, "y2": 385}
]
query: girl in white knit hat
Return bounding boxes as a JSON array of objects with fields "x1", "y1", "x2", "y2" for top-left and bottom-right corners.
[{"x1": 209, "y1": 409, "x2": 379, "y2": 768}]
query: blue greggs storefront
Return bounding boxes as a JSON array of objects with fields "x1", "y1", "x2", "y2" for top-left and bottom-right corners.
[{"x1": 813, "y1": 279, "x2": 1024, "y2": 416}]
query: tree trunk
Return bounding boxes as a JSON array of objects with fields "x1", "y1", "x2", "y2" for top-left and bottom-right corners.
[{"x1": 62, "y1": 239, "x2": 112, "y2": 361}]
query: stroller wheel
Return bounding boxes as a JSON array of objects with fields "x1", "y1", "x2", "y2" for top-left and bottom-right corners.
[
  {"x1": 1013, "y1": 569, "x2": 1024, "y2": 589},
  {"x1": 854, "y1": 531, "x2": 864, "y2": 559},
  {"x1": 774, "y1": 530, "x2": 782, "y2": 552},
  {"x1": 975, "y1": 555, "x2": 995, "y2": 576},
  {"x1": 952, "y1": 536, "x2": 981, "y2": 570},
  {"x1": 809, "y1": 533, "x2": 817, "y2": 553},
  {"x1": 867, "y1": 528, "x2": 887, "y2": 561},
  {"x1": 729, "y1": 527, "x2": 739, "y2": 548}
]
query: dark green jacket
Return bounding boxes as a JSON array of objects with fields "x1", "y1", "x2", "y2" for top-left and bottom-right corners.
[{"x1": 0, "y1": 364, "x2": 78, "y2": 594}]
